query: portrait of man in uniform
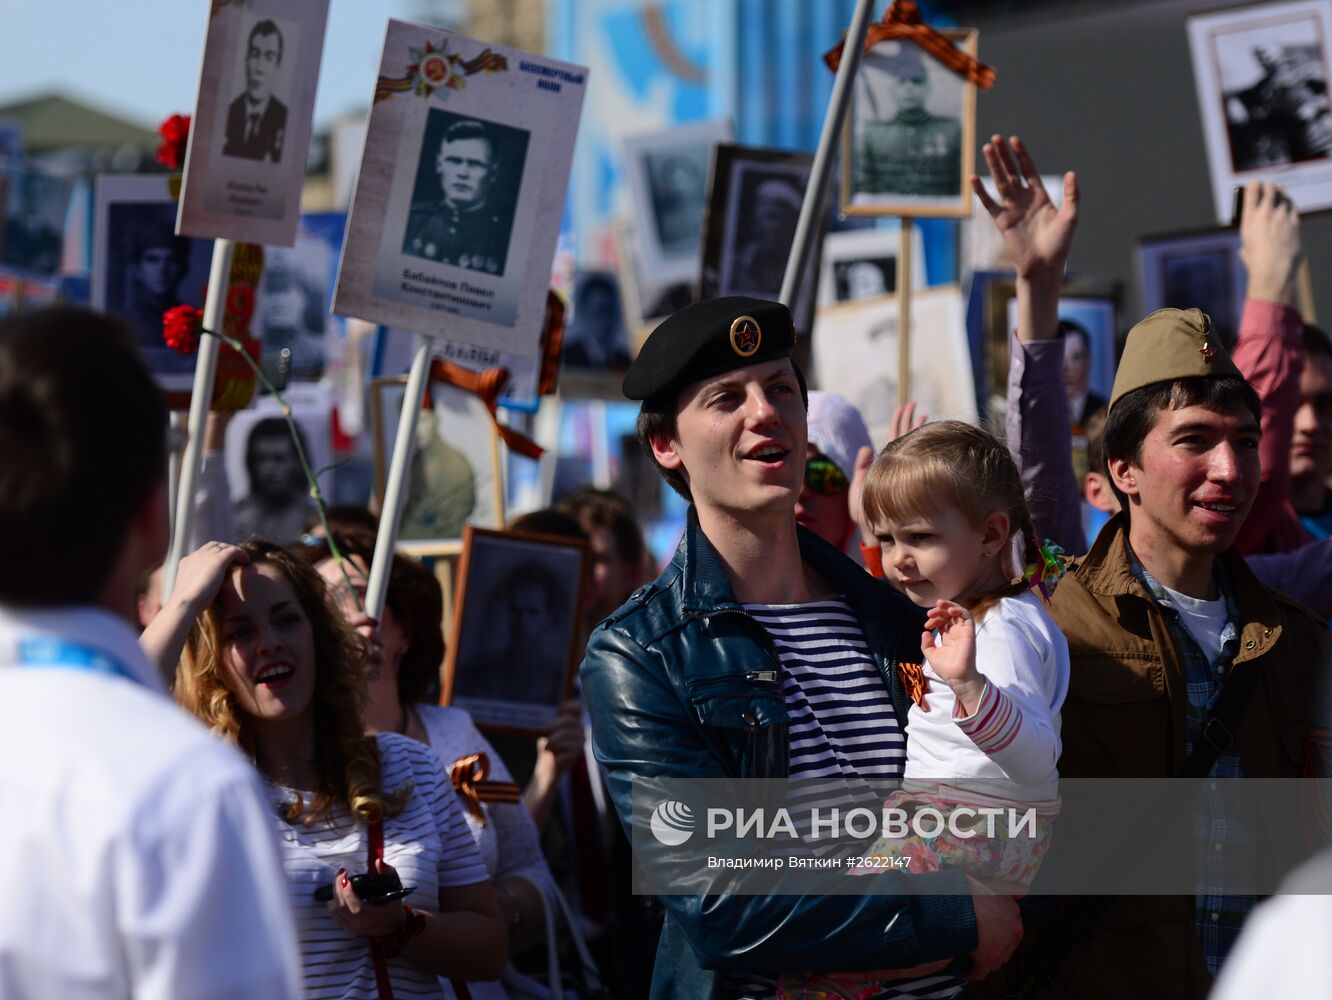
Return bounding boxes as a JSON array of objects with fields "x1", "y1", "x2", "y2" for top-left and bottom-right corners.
[
  {"x1": 855, "y1": 41, "x2": 963, "y2": 199},
  {"x1": 401, "y1": 112, "x2": 529, "y2": 277},
  {"x1": 223, "y1": 19, "x2": 288, "y2": 163}
]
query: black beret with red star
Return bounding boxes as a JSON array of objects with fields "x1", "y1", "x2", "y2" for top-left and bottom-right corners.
[{"x1": 621, "y1": 296, "x2": 795, "y2": 403}]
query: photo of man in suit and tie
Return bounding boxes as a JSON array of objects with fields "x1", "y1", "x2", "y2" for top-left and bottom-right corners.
[{"x1": 223, "y1": 19, "x2": 288, "y2": 164}]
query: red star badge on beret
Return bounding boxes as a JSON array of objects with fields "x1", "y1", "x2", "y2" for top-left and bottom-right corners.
[{"x1": 729, "y1": 315, "x2": 762, "y2": 357}]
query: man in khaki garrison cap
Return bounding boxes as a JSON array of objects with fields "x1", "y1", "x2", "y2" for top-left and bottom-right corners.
[{"x1": 1026, "y1": 307, "x2": 1329, "y2": 998}]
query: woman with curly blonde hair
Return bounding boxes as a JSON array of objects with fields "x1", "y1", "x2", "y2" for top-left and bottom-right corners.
[{"x1": 168, "y1": 538, "x2": 507, "y2": 999}]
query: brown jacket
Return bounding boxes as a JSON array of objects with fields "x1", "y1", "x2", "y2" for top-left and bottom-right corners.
[{"x1": 1018, "y1": 514, "x2": 1324, "y2": 999}]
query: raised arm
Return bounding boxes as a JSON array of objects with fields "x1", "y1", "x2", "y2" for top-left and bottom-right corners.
[
  {"x1": 974, "y1": 135, "x2": 1085, "y2": 554},
  {"x1": 1230, "y1": 181, "x2": 1310, "y2": 554}
]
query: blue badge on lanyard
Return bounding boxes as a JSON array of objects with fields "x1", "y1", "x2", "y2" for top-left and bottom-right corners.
[{"x1": 17, "y1": 638, "x2": 134, "y2": 683}]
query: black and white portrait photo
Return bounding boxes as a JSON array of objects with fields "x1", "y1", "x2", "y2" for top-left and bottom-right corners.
[
  {"x1": 843, "y1": 33, "x2": 976, "y2": 217},
  {"x1": 0, "y1": 167, "x2": 71, "y2": 275},
  {"x1": 1212, "y1": 16, "x2": 1332, "y2": 171},
  {"x1": 833, "y1": 258, "x2": 895, "y2": 301},
  {"x1": 446, "y1": 527, "x2": 587, "y2": 734},
  {"x1": 254, "y1": 242, "x2": 330, "y2": 381},
  {"x1": 94, "y1": 176, "x2": 213, "y2": 388},
  {"x1": 700, "y1": 145, "x2": 819, "y2": 334},
  {"x1": 401, "y1": 110, "x2": 529, "y2": 277},
  {"x1": 222, "y1": 17, "x2": 293, "y2": 164},
  {"x1": 622, "y1": 119, "x2": 731, "y2": 299},
  {"x1": 1189, "y1": 1, "x2": 1332, "y2": 219},
  {"x1": 564, "y1": 270, "x2": 630, "y2": 369},
  {"x1": 223, "y1": 387, "x2": 335, "y2": 545}
]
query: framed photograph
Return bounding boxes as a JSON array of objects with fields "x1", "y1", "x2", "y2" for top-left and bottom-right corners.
[
  {"x1": 177, "y1": 0, "x2": 330, "y2": 245},
  {"x1": 1004, "y1": 293, "x2": 1117, "y2": 426},
  {"x1": 812, "y1": 286, "x2": 978, "y2": 445},
  {"x1": 370, "y1": 375, "x2": 503, "y2": 540},
  {"x1": 817, "y1": 225, "x2": 926, "y2": 307},
  {"x1": 1188, "y1": 0, "x2": 1332, "y2": 221},
  {"x1": 983, "y1": 276, "x2": 1121, "y2": 406},
  {"x1": 700, "y1": 143, "x2": 821, "y2": 335},
  {"x1": 252, "y1": 212, "x2": 346, "y2": 382},
  {"x1": 611, "y1": 217, "x2": 691, "y2": 359},
  {"x1": 335, "y1": 20, "x2": 587, "y2": 361},
  {"x1": 1137, "y1": 227, "x2": 1247, "y2": 347},
  {"x1": 223, "y1": 383, "x2": 335, "y2": 545},
  {"x1": 622, "y1": 119, "x2": 732, "y2": 290},
  {"x1": 841, "y1": 33, "x2": 978, "y2": 218},
  {"x1": 0, "y1": 164, "x2": 72, "y2": 276},
  {"x1": 92, "y1": 175, "x2": 216, "y2": 390},
  {"x1": 563, "y1": 269, "x2": 631, "y2": 371},
  {"x1": 444, "y1": 525, "x2": 588, "y2": 736}
]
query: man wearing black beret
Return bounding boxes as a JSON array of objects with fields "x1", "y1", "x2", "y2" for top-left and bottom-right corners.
[{"x1": 581, "y1": 296, "x2": 1021, "y2": 998}]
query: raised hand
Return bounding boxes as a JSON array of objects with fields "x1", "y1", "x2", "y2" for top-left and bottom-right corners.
[
  {"x1": 1239, "y1": 180, "x2": 1302, "y2": 308},
  {"x1": 921, "y1": 600, "x2": 983, "y2": 712},
  {"x1": 972, "y1": 134, "x2": 1079, "y2": 283}
]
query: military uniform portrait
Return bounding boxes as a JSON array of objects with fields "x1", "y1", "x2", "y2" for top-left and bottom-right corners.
[
  {"x1": 401, "y1": 110, "x2": 529, "y2": 277},
  {"x1": 0, "y1": 167, "x2": 70, "y2": 276},
  {"x1": 843, "y1": 33, "x2": 977, "y2": 218}
]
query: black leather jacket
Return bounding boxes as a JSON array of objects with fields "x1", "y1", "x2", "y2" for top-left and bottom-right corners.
[{"x1": 580, "y1": 511, "x2": 978, "y2": 998}]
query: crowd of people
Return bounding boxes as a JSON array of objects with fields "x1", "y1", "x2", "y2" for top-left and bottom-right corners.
[{"x1": 0, "y1": 127, "x2": 1329, "y2": 1000}]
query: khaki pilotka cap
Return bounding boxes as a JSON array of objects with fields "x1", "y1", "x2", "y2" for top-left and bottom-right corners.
[{"x1": 1107, "y1": 308, "x2": 1244, "y2": 413}]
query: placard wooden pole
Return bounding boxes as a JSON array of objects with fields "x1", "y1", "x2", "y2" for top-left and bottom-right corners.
[
  {"x1": 162, "y1": 237, "x2": 234, "y2": 599},
  {"x1": 1297, "y1": 259, "x2": 1317, "y2": 323},
  {"x1": 166, "y1": 411, "x2": 187, "y2": 541},
  {"x1": 897, "y1": 217, "x2": 914, "y2": 408},
  {"x1": 365, "y1": 334, "x2": 432, "y2": 622},
  {"x1": 778, "y1": 0, "x2": 877, "y2": 309}
]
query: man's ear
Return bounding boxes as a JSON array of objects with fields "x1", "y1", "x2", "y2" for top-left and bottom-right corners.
[
  {"x1": 980, "y1": 510, "x2": 1011, "y2": 559},
  {"x1": 1083, "y1": 471, "x2": 1121, "y2": 514},
  {"x1": 1106, "y1": 454, "x2": 1140, "y2": 500},
  {"x1": 649, "y1": 432, "x2": 684, "y2": 473}
]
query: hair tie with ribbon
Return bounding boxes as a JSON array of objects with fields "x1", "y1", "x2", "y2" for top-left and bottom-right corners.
[
  {"x1": 824, "y1": 0, "x2": 996, "y2": 90},
  {"x1": 449, "y1": 752, "x2": 522, "y2": 825}
]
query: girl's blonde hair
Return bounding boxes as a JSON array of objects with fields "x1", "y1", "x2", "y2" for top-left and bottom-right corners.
[
  {"x1": 174, "y1": 539, "x2": 408, "y2": 825},
  {"x1": 861, "y1": 420, "x2": 1040, "y2": 618}
]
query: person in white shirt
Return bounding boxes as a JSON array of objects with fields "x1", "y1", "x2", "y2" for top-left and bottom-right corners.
[
  {"x1": 0, "y1": 307, "x2": 302, "y2": 1000},
  {"x1": 172, "y1": 539, "x2": 508, "y2": 998}
]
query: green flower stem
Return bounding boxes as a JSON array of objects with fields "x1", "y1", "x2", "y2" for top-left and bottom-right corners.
[{"x1": 204, "y1": 327, "x2": 365, "y2": 615}]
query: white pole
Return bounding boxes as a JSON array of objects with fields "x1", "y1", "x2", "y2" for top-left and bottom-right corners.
[
  {"x1": 778, "y1": 0, "x2": 878, "y2": 309},
  {"x1": 162, "y1": 237, "x2": 234, "y2": 599},
  {"x1": 364, "y1": 334, "x2": 432, "y2": 622},
  {"x1": 166, "y1": 410, "x2": 187, "y2": 541}
]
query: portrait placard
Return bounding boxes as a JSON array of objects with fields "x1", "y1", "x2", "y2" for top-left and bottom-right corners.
[
  {"x1": 92, "y1": 175, "x2": 216, "y2": 390},
  {"x1": 1188, "y1": 0, "x2": 1332, "y2": 221},
  {"x1": 177, "y1": 0, "x2": 330, "y2": 245},
  {"x1": 0, "y1": 163, "x2": 72, "y2": 276},
  {"x1": 816, "y1": 226, "x2": 926, "y2": 307},
  {"x1": 813, "y1": 286, "x2": 977, "y2": 445},
  {"x1": 841, "y1": 33, "x2": 977, "y2": 218},
  {"x1": 622, "y1": 119, "x2": 732, "y2": 290},
  {"x1": 1137, "y1": 227, "x2": 1247, "y2": 347},
  {"x1": 335, "y1": 20, "x2": 587, "y2": 361},
  {"x1": 700, "y1": 144, "x2": 821, "y2": 335},
  {"x1": 444, "y1": 526, "x2": 588, "y2": 736}
]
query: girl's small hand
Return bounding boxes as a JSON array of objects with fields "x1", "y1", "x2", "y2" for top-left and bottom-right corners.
[
  {"x1": 327, "y1": 859, "x2": 406, "y2": 937},
  {"x1": 921, "y1": 601, "x2": 982, "y2": 699}
]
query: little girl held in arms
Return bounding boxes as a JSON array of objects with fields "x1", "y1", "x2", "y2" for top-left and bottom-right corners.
[{"x1": 782, "y1": 420, "x2": 1070, "y2": 1000}]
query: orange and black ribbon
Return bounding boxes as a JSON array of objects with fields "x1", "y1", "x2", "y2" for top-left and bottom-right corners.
[
  {"x1": 899, "y1": 660, "x2": 929, "y2": 710},
  {"x1": 824, "y1": 0, "x2": 996, "y2": 90},
  {"x1": 375, "y1": 40, "x2": 509, "y2": 104},
  {"x1": 427, "y1": 361, "x2": 544, "y2": 459},
  {"x1": 450, "y1": 753, "x2": 522, "y2": 824}
]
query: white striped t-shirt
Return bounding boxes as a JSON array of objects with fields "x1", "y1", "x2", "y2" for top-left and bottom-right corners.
[
  {"x1": 725, "y1": 599, "x2": 961, "y2": 1000},
  {"x1": 267, "y1": 731, "x2": 488, "y2": 999}
]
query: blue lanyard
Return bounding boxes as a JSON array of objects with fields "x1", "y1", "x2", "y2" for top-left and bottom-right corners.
[{"x1": 16, "y1": 637, "x2": 136, "y2": 683}]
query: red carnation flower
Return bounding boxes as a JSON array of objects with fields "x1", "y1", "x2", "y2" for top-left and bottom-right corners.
[
  {"x1": 156, "y1": 114, "x2": 191, "y2": 170},
  {"x1": 163, "y1": 304, "x2": 203, "y2": 355}
]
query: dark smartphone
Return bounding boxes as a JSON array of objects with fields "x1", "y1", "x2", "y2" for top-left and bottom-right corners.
[
  {"x1": 1231, "y1": 185, "x2": 1244, "y2": 227},
  {"x1": 313, "y1": 871, "x2": 413, "y2": 904}
]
